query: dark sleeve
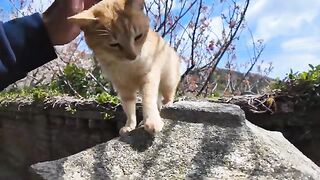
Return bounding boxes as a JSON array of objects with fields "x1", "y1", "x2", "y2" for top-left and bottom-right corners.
[{"x1": 0, "y1": 13, "x2": 57, "y2": 90}]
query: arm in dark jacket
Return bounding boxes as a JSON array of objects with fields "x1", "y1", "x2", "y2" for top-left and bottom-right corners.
[{"x1": 0, "y1": 13, "x2": 57, "y2": 90}]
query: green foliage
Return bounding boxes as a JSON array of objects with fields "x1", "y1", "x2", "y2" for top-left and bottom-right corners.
[
  {"x1": 65, "y1": 106, "x2": 77, "y2": 114},
  {"x1": 271, "y1": 64, "x2": 320, "y2": 94},
  {"x1": 53, "y1": 64, "x2": 90, "y2": 97},
  {"x1": 0, "y1": 59, "x2": 120, "y2": 109},
  {"x1": 101, "y1": 112, "x2": 115, "y2": 120},
  {"x1": 51, "y1": 63, "x2": 115, "y2": 100},
  {"x1": 0, "y1": 63, "x2": 119, "y2": 106},
  {"x1": 209, "y1": 92, "x2": 221, "y2": 98},
  {"x1": 271, "y1": 64, "x2": 320, "y2": 109},
  {"x1": 95, "y1": 92, "x2": 119, "y2": 105},
  {"x1": 31, "y1": 87, "x2": 59, "y2": 101},
  {"x1": 0, "y1": 90, "x2": 21, "y2": 101},
  {"x1": 0, "y1": 86, "x2": 60, "y2": 102}
]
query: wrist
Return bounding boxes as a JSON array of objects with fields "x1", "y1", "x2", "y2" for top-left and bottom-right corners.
[
  {"x1": 3, "y1": 13, "x2": 57, "y2": 72},
  {"x1": 41, "y1": 12, "x2": 55, "y2": 45}
]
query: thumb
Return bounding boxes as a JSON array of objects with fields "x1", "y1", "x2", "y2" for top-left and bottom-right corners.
[{"x1": 67, "y1": 0, "x2": 85, "y2": 16}]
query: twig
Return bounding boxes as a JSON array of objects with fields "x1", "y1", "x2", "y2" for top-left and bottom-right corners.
[
  {"x1": 57, "y1": 66, "x2": 83, "y2": 99},
  {"x1": 252, "y1": 98, "x2": 274, "y2": 114},
  {"x1": 180, "y1": 0, "x2": 203, "y2": 82},
  {"x1": 87, "y1": 72, "x2": 109, "y2": 92},
  {"x1": 197, "y1": 0, "x2": 250, "y2": 96},
  {"x1": 234, "y1": 27, "x2": 265, "y2": 91}
]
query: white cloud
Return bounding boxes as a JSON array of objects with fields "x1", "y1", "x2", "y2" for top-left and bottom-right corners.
[
  {"x1": 145, "y1": 0, "x2": 179, "y2": 15},
  {"x1": 246, "y1": 0, "x2": 267, "y2": 20},
  {"x1": 272, "y1": 36, "x2": 320, "y2": 77},
  {"x1": 281, "y1": 37, "x2": 320, "y2": 53},
  {"x1": 243, "y1": 0, "x2": 320, "y2": 78},
  {"x1": 269, "y1": 53, "x2": 319, "y2": 78},
  {"x1": 208, "y1": 16, "x2": 224, "y2": 39},
  {"x1": 247, "y1": 0, "x2": 320, "y2": 42}
]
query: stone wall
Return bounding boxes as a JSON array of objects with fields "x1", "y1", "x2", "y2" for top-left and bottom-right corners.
[{"x1": 0, "y1": 97, "x2": 121, "y2": 179}]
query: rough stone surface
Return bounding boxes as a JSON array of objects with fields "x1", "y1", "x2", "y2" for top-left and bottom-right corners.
[{"x1": 31, "y1": 101, "x2": 320, "y2": 180}]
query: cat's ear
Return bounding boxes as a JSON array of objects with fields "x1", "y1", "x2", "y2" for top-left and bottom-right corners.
[
  {"x1": 125, "y1": 0, "x2": 145, "y2": 11},
  {"x1": 68, "y1": 10, "x2": 98, "y2": 27}
]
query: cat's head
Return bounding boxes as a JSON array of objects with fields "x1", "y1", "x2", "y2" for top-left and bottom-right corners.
[{"x1": 69, "y1": 0, "x2": 149, "y2": 61}]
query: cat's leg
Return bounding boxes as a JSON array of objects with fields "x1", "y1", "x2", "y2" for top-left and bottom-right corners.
[
  {"x1": 160, "y1": 75, "x2": 180, "y2": 107},
  {"x1": 160, "y1": 85, "x2": 175, "y2": 106},
  {"x1": 157, "y1": 93, "x2": 163, "y2": 111},
  {"x1": 139, "y1": 93, "x2": 162, "y2": 128},
  {"x1": 118, "y1": 89, "x2": 137, "y2": 136},
  {"x1": 159, "y1": 61, "x2": 180, "y2": 107},
  {"x1": 141, "y1": 75, "x2": 164, "y2": 134}
]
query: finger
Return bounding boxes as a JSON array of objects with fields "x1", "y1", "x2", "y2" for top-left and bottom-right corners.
[{"x1": 68, "y1": 0, "x2": 85, "y2": 15}]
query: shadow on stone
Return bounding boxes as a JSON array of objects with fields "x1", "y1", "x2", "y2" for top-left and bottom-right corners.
[
  {"x1": 142, "y1": 121, "x2": 177, "y2": 179},
  {"x1": 187, "y1": 124, "x2": 236, "y2": 178},
  {"x1": 119, "y1": 127, "x2": 155, "y2": 152},
  {"x1": 91, "y1": 145, "x2": 112, "y2": 180}
]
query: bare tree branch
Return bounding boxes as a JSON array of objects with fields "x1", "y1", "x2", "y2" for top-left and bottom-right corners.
[
  {"x1": 197, "y1": 0, "x2": 250, "y2": 96},
  {"x1": 180, "y1": 0, "x2": 203, "y2": 82},
  {"x1": 233, "y1": 27, "x2": 265, "y2": 92}
]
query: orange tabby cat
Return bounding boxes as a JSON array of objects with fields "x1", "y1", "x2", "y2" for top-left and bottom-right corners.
[{"x1": 69, "y1": 0, "x2": 180, "y2": 135}]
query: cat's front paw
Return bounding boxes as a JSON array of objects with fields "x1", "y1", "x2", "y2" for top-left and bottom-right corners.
[
  {"x1": 144, "y1": 117, "x2": 164, "y2": 135},
  {"x1": 119, "y1": 126, "x2": 135, "y2": 136},
  {"x1": 162, "y1": 101, "x2": 173, "y2": 107}
]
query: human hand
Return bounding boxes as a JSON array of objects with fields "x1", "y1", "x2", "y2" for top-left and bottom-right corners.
[{"x1": 42, "y1": 0, "x2": 99, "y2": 45}]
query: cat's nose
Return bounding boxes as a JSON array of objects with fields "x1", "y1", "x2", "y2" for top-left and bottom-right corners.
[
  {"x1": 127, "y1": 55, "x2": 137, "y2": 60},
  {"x1": 126, "y1": 52, "x2": 137, "y2": 60},
  {"x1": 125, "y1": 46, "x2": 138, "y2": 60}
]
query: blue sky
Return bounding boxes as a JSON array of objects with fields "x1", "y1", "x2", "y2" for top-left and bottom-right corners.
[
  {"x1": 244, "y1": 0, "x2": 320, "y2": 78},
  {"x1": 1, "y1": 0, "x2": 320, "y2": 78},
  {"x1": 0, "y1": 1, "x2": 11, "y2": 9},
  {"x1": 149, "y1": 0, "x2": 320, "y2": 78}
]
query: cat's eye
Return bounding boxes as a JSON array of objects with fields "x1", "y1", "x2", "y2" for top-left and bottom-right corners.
[
  {"x1": 135, "y1": 34, "x2": 143, "y2": 41},
  {"x1": 109, "y1": 43, "x2": 120, "y2": 48}
]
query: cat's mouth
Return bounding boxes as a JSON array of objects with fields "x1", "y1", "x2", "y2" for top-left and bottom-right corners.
[
  {"x1": 125, "y1": 54, "x2": 141, "y2": 61},
  {"x1": 126, "y1": 55, "x2": 137, "y2": 61},
  {"x1": 127, "y1": 57, "x2": 136, "y2": 61}
]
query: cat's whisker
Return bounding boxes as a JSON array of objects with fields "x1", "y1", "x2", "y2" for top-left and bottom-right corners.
[
  {"x1": 98, "y1": 34, "x2": 110, "y2": 37},
  {"x1": 96, "y1": 29, "x2": 109, "y2": 32},
  {"x1": 96, "y1": 29, "x2": 111, "y2": 37},
  {"x1": 96, "y1": 29, "x2": 111, "y2": 34}
]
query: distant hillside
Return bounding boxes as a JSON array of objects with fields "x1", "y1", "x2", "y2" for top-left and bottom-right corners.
[
  {"x1": 183, "y1": 68, "x2": 274, "y2": 96},
  {"x1": 214, "y1": 68, "x2": 274, "y2": 94}
]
